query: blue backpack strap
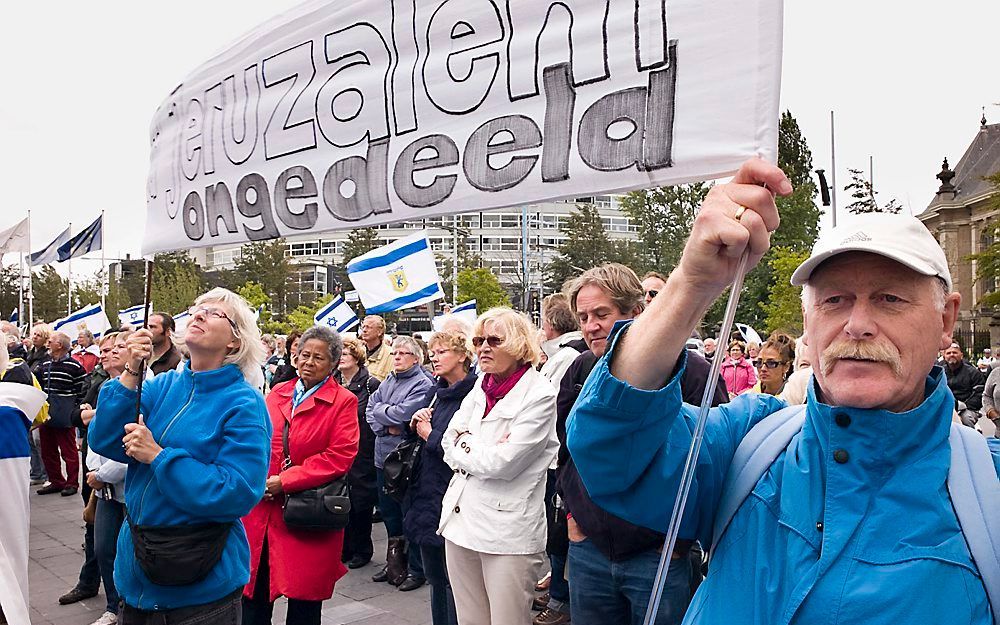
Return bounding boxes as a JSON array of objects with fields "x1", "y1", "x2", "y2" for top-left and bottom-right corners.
[
  {"x1": 711, "y1": 405, "x2": 807, "y2": 556},
  {"x1": 947, "y1": 423, "x2": 1000, "y2": 625}
]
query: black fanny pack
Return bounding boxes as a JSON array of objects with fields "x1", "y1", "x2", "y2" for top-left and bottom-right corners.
[{"x1": 127, "y1": 512, "x2": 231, "y2": 586}]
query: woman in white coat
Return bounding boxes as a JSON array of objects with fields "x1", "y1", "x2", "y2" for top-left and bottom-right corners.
[{"x1": 438, "y1": 307, "x2": 559, "y2": 625}]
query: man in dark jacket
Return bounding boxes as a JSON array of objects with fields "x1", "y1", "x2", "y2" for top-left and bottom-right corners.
[
  {"x1": 542, "y1": 264, "x2": 726, "y2": 625},
  {"x1": 942, "y1": 342, "x2": 985, "y2": 426},
  {"x1": 147, "y1": 313, "x2": 182, "y2": 375},
  {"x1": 35, "y1": 331, "x2": 86, "y2": 497},
  {"x1": 25, "y1": 323, "x2": 49, "y2": 371}
]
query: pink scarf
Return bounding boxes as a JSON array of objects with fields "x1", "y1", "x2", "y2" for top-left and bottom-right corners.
[{"x1": 482, "y1": 364, "x2": 530, "y2": 416}]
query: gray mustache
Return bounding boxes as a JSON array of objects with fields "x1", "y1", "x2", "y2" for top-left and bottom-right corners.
[{"x1": 821, "y1": 341, "x2": 902, "y2": 378}]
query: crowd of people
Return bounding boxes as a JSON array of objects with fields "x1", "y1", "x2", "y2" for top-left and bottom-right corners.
[{"x1": 2, "y1": 181, "x2": 999, "y2": 625}]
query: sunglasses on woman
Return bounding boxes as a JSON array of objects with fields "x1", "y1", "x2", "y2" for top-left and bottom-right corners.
[
  {"x1": 471, "y1": 335, "x2": 504, "y2": 348},
  {"x1": 753, "y1": 359, "x2": 786, "y2": 369}
]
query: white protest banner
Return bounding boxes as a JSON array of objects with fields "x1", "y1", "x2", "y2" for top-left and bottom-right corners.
[{"x1": 142, "y1": 0, "x2": 782, "y2": 254}]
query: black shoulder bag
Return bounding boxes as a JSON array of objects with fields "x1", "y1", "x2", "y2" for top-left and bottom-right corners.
[
  {"x1": 382, "y1": 395, "x2": 435, "y2": 503},
  {"x1": 281, "y1": 417, "x2": 351, "y2": 531}
]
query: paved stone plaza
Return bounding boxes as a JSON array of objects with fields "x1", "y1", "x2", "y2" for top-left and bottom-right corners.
[{"x1": 27, "y1": 490, "x2": 433, "y2": 625}]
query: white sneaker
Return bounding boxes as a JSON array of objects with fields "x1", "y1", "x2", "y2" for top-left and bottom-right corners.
[{"x1": 89, "y1": 611, "x2": 117, "y2": 625}]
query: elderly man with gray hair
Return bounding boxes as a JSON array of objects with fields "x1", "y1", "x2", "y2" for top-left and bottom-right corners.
[
  {"x1": 366, "y1": 335, "x2": 434, "y2": 588},
  {"x1": 36, "y1": 331, "x2": 87, "y2": 497},
  {"x1": 567, "y1": 160, "x2": 1000, "y2": 625}
]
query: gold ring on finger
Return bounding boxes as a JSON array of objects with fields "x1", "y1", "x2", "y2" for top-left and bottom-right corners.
[{"x1": 734, "y1": 205, "x2": 747, "y2": 221}]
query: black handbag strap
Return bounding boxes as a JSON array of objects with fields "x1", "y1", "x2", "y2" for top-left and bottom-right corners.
[{"x1": 282, "y1": 418, "x2": 292, "y2": 471}]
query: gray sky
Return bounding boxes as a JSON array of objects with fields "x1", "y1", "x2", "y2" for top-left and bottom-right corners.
[{"x1": 1, "y1": 0, "x2": 998, "y2": 275}]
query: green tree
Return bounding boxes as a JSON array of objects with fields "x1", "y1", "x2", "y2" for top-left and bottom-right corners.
[
  {"x1": 546, "y1": 204, "x2": 639, "y2": 290},
  {"x1": 457, "y1": 268, "x2": 510, "y2": 311},
  {"x1": 965, "y1": 171, "x2": 1000, "y2": 305},
  {"x1": 620, "y1": 182, "x2": 712, "y2": 274},
  {"x1": 286, "y1": 293, "x2": 335, "y2": 332},
  {"x1": 31, "y1": 265, "x2": 68, "y2": 322},
  {"x1": 759, "y1": 247, "x2": 810, "y2": 334},
  {"x1": 232, "y1": 239, "x2": 294, "y2": 314},
  {"x1": 705, "y1": 111, "x2": 823, "y2": 333},
  {"x1": 152, "y1": 252, "x2": 206, "y2": 315},
  {"x1": 0, "y1": 265, "x2": 21, "y2": 322},
  {"x1": 333, "y1": 228, "x2": 384, "y2": 298},
  {"x1": 844, "y1": 167, "x2": 902, "y2": 214}
]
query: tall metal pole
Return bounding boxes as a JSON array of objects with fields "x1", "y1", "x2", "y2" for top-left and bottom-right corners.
[
  {"x1": 26, "y1": 210, "x2": 33, "y2": 327},
  {"x1": 17, "y1": 251, "x2": 24, "y2": 329},
  {"x1": 452, "y1": 214, "x2": 459, "y2": 304},
  {"x1": 521, "y1": 205, "x2": 529, "y2": 311},
  {"x1": 67, "y1": 222, "x2": 73, "y2": 316},
  {"x1": 830, "y1": 111, "x2": 838, "y2": 227},
  {"x1": 100, "y1": 210, "x2": 106, "y2": 313}
]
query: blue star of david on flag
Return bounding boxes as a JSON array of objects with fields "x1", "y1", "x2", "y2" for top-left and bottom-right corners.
[{"x1": 314, "y1": 296, "x2": 359, "y2": 333}]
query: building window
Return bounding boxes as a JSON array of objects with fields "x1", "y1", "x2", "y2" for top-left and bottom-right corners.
[{"x1": 288, "y1": 241, "x2": 320, "y2": 257}]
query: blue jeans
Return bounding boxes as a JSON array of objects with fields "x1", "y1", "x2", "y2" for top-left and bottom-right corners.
[
  {"x1": 95, "y1": 498, "x2": 125, "y2": 613},
  {"x1": 568, "y1": 538, "x2": 692, "y2": 625},
  {"x1": 548, "y1": 552, "x2": 570, "y2": 613},
  {"x1": 420, "y1": 545, "x2": 457, "y2": 625},
  {"x1": 375, "y1": 469, "x2": 404, "y2": 537}
]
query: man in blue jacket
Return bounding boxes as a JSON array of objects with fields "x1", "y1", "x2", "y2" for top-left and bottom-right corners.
[{"x1": 567, "y1": 159, "x2": 1000, "y2": 625}]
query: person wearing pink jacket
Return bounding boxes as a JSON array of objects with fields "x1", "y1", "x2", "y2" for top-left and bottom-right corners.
[{"x1": 720, "y1": 341, "x2": 757, "y2": 397}]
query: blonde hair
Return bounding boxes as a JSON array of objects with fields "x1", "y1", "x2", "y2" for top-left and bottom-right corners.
[
  {"x1": 429, "y1": 331, "x2": 474, "y2": 371},
  {"x1": 474, "y1": 307, "x2": 542, "y2": 366},
  {"x1": 195, "y1": 287, "x2": 265, "y2": 386},
  {"x1": 341, "y1": 337, "x2": 368, "y2": 364}
]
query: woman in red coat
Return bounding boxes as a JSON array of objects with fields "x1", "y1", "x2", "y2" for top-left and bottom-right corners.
[{"x1": 242, "y1": 326, "x2": 360, "y2": 625}]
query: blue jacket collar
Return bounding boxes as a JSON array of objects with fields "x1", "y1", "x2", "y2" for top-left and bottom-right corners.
[
  {"x1": 804, "y1": 366, "x2": 954, "y2": 472},
  {"x1": 181, "y1": 361, "x2": 244, "y2": 392}
]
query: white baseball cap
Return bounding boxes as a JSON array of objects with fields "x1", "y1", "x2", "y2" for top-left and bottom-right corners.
[{"x1": 790, "y1": 214, "x2": 952, "y2": 291}]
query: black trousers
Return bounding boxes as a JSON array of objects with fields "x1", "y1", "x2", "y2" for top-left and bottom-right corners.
[{"x1": 242, "y1": 540, "x2": 322, "y2": 625}]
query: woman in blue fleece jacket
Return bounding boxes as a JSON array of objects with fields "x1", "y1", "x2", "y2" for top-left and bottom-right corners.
[{"x1": 89, "y1": 288, "x2": 271, "y2": 624}]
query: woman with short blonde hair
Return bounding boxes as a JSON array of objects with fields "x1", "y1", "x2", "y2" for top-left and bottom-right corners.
[{"x1": 438, "y1": 307, "x2": 559, "y2": 625}]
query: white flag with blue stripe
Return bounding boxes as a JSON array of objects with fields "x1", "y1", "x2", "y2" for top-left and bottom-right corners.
[
  {"x1": 432, "y1": 300, "x2": 477, "y2": 332},
  {"x1": 314, "y1": 296, "x2": 360, "y2": 333},
  {"x1": 118, "y1": 304, "x2": 150, "y2": 327},
  {"x1": 29, "y1": 227, "x2": 70, "y2": 266},
  {"x1": 347, "y1": 232, "x2": 444, "y2": 314},
  {"x1": 172, "y1": 311, "x2": 191, "y2": 338},
  {"x1": 53, "y1": 304, "x2": 111, "y2": 338}
]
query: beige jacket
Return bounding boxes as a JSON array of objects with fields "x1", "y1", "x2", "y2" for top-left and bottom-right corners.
[{"x1": 366, "y1": 340, "x2": 394, "y2": 381}]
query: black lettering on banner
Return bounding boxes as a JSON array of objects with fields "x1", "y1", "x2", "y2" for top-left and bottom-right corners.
[
  {"x1": 389, "y1": 0, "x2": 419, "y2": 136},
  {"x1": 203, "y1": 83, "x2": 223, "y2": 175},
  {"x1": 222, "y1": 64, "x2": 261, "y2": 165},
  {"x1": 182, "y1": 191, "x2": 205, "y2": 241},
  {"x1": 642, "y1": 40, "x2": 678, "y2": 170},
  {"x1": 463, "y1": 115, "x2": 542, "y2": 191},
  {"x1": 205, "y1": 182, "x2": 239, "y2": 236},
  {"x1": 634, "y1": 0, "x2": 668, "y2": 71},
  {"x1": 541, "y1": 63, "x2": 575, "y2": 182},
  {"x1": 236, "y1": 174, "x2": 280, "y2": 240},
  {"x1": 316, "y1": 24, "x2": 392, "y2": 148},
  {"x1": 274, "y1": 166, "x2": 319, "y2": 229},
  {"x1": 423, "y1": 0, "x2": 504, "y2": 114},
  {"x1": 262, "y1": 42, "x2": 318, "y2": 160},
  {"x1": 506, "y1": 0, "x2": 610, "y2": 101},
  {"x1": 181, "y1": 98, "x2": 204, "y2": 181},
  {"x1": 322, "y1": 138, "x2": 392, "y2": 221},
  {"x1": 577, "y1": 87, "x2": 647, "y2": 171},
  {"x1": 148, "y1": 96, "x2": 183, "y2": 220},
  {"x1": 393, "y1": 134, "x2": 460, "y2": 207}
]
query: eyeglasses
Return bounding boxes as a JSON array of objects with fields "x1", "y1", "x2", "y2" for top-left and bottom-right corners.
[
  {"x1": 471, "y1": 335, "x2": 504, "y2": 348},
  {"x1": 645, "y1": 290, "x2": 659, "y2": 299},
  {"x1": 188, "y1": 305, "x2": 239, "y2": 336},
  {"x1": 391, "y1": 350, "x2": 415, "y2": 357},
  {"x1": 752, "y1": 359, "x2": 787, "y2": 369}
]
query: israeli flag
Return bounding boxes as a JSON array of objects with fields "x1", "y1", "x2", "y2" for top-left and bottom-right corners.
[
  {"x1": 347, "y1": 232, "x2": 444, "y2": 314},
  {"x1": 118, "y1": 304, "x2": 149, "y2": 327},
  {"x1": 53, "y1": 304, "x2": 112, "y2": 338},
  {"x1": 432, "y1": 299, "x2": 477, "y2": 332},
  {"x1": 29, "y1": 227, "x2": 71, "y2": 266},
  {"x1": 735, "y1": 323, "x2": 763, "y2": 345},
  {"x1": 172, "y1": 311, "x2": 191, "y2": 338},
  {"x1": 57, "y1": 215, "x2": 102, "y2": 262},
  {"x1": 8, "y1": 308, "x2": 17, "y2": 324},
  {"x1": 314, "y1": 296, "x2": 360, "y2": 333}
]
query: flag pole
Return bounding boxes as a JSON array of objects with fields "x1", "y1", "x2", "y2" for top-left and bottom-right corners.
[
  {"x1": 67, "y1": 222, "x2": 73, "y2": 316},
  {"x1": 100, "y1": 211, "x2": 106, "y2": 313},
  {"x1": 18, "y1": 250, "x2": 24, "y2": 329},
  {"x1": 26, "y1": 211, "x2": 33, "y2": 328},
  {"x1": 135, "y1": 260, "x2": 154, "y2": 422}
]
